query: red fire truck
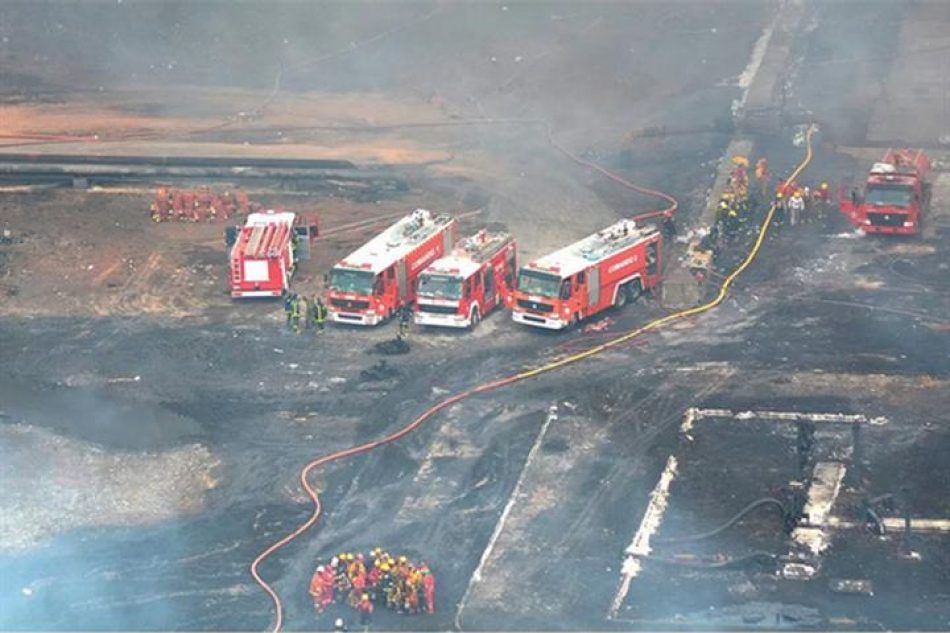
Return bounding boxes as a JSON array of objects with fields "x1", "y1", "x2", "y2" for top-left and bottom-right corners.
[
  {"x1": 839, "y1": 149, "x2": 932, "y2": 235},
  {"x1": 326, "y1": 209, "x2": 458, "y2": 325},
  {"x1": 414, "y1": 230, "x2": 517, "y2": 329},
  {"x1": 229, "y1": 211, "x2": 297, "y2": 298},
  {"x1": 511, "y1": 219, "x2": 662, "y2": 330}
]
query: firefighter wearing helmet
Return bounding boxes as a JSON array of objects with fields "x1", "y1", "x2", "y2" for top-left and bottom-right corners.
[
  {"x1": 754, "y1": 157, "x2": 769, "y2": 199},
  {"x1": 718, "y1": 198, "x2": 739, "y2": 240},
  {"x1": 358, "y1": 592, "x2": 373, "y2": 626},
  {"x1": 309, "y1": 550, "x2": 437, "y2": 621},
  {"x1": 774, "y1": 190, "x2": 786, "y2": 227},
  {"x1": 788, "y1": 190, "x2": 805, "y2": 226},
  {"x1": 310, "y1": 565, "x2": 330, "y2": 613},
  {"x1": 815, "y1": 182, "x2": 831, "y2": 220}
]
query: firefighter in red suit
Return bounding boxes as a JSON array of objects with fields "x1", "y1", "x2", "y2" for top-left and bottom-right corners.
[
  {"x1": 358, "y1": 593, "x2": 374, "y2": 627},
  {"x1": 421, "y1": 564, "x2": 435, "y2": 614},
  {"x1": 310, "y1": 566, "x2": 327, "y2": 613}
]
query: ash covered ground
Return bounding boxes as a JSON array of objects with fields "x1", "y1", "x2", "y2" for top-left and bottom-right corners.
[{"x1": 1, "y1": 1, "x2": 948, "y2": 631}]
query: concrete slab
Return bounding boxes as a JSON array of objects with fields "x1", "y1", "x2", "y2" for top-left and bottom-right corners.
[{"x1": 792, "y1": 461, "x2": 847, "y2": 556}]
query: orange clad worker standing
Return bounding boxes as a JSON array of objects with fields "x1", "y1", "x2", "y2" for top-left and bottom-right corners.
[
  {"x1": 310, "y1": 566, "x2": 327, "y2": 612},
  {"x1": 368, "y1": 560, "x2": 382, "y2": 589},
  {"x1": 421, "y1": 564, "x2": 435, "y2": 614},
  {"x1": 173, "y1": 190, "x2": 186, "y2": 221},
  {"x1": 814, "y1": 182, "x2": 831, "y2": 220},
  {"x1": 405, "y1": 567, "x2": 421, "y2": 614},
  {"x1": 755, "y1": 157, "x2": 769, "y2": 199},
  {"x1": 320, "y1": 565, "x2": 336, "y2": 610},
  {"x1": 396, "y1": 555, "x2": 409, "y2": 577},
  {"x1": 347, "y1": 553, "x2": 365, "y2": 580},
  {"x1": 358, "y1": 593, "x2": 374, "y2": 627},
  {"x1": 195, "y1": 186, "x2": 211, "y2": 221},
  {"x1": 349, "y1": 570, "x2": 366, "y2": 608}
]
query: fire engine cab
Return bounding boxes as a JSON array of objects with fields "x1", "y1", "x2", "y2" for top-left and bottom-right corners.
[
  {"x1": 414, "y1": 230, "x2": 517, "y2": 329},
  {"x1": 511, "y1": 219, "x2": 662, "y2": 330},
  {"x1": 326, "y1": 209, "x2": 457, "y2": 325},
  {"x1": 840, "y1": 149, "x2": 931, "y2": 235}
]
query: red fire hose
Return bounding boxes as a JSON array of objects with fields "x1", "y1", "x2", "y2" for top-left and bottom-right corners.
[
  {"x1": 249, "y1": 125, "x2": 684, "y2": 633},
  {"x1": 545, "y1": 124, "x2": 678, "y2": 221},
  {"x1": 249, "y1": 127, "x2": 816, "y2": 633}
]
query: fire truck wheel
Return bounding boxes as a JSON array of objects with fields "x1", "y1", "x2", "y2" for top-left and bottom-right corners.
[
  {"x1": 630, "y1": 279, "x2": 644, "y2": 302},
  {"x1": 614, "y1": 287, "x2": 629, "y2": 309}
]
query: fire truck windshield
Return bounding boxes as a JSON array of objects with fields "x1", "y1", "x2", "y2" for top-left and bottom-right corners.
[
  {"x1": 518, "y1": 269, "x2": 562, "y2": 298},
  {"x1": 417, "y1": 273, "x2": 462, "y2": 299},
  {"x1": 866, "y1": 184, "x2": 913, "y2": 207},
  {"x1": 329, "y1": 268, "x2": 375, "y2": 294}
]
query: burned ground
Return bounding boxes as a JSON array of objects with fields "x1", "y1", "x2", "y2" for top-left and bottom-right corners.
[{"x1": 1, "y1": 1, "x2": 949, "y2": 631}]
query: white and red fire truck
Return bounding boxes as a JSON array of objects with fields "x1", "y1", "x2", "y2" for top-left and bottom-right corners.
[
  {"x1": 839, "y1": 149, "x2": 931, "y2": 235},
  {"x1": 326, "y1": 209, "x2": 458, "y2": 325},
  {"x1": 229, "y1": 211, "x2": 298, "y2": 298},
  {"x1": 414, "y1": 230, "x2": 517, "y2": 329},
  {"x1": 511, "y1": 219, "x2": 662, "y2": 330}
]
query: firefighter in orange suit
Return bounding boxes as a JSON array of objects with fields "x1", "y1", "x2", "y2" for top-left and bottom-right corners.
[
  {"x1": 754, "y1": 157, "x2": 768, "y2": 199},
  {"x1": 358, "y1": 593, "x2": 374, "y2": 627},
  {"x1": 310, "y1": 566, "x2": 327, "y2": 612},
  {"x1": 422, "y1": 565, "x2": 435, "y2": 614},
  {"x1": 814, "y1": 182, "x2": 831, "y2": 220}
]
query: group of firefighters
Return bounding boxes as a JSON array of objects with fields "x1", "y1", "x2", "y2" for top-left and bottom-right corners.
[
  {"x1": 284, "y1": 293, "x2": 328, "y2": 333},
  {"x1": 773, "y1": 179, "x2": 833, "y2": 227},
  {"x1": 685, "y1": 155, "x2": 834, "y2": 284},
  {"x1": 712, "y1": 156, "x2": 833, "y2": 242},
  {"x1": 309, "y1": 550, "x2": 436, "y2": 627},
  {"x1": 149, "y1": 186, "x2": 251, "y2": 223}
]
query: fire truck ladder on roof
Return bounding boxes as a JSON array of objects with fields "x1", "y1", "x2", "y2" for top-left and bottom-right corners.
[
  {"x1": 246, "y1": 225, "x2": 267, "y2": 258},
  {"x1": 386, "y1": 210, "x2": 445, "y2": 249},
  {"x1": 462, "y1": 230, "x2": 504, "y2": 262},
  {"x1": 231, "y1": 247, "x2": 243, "y2": 285},
  {"x1": 878, "y1": 148, "x2": 924, "y2": 175},
  {"x1": 581, "y1": 220, "x2": 648, "y2": 262}
]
